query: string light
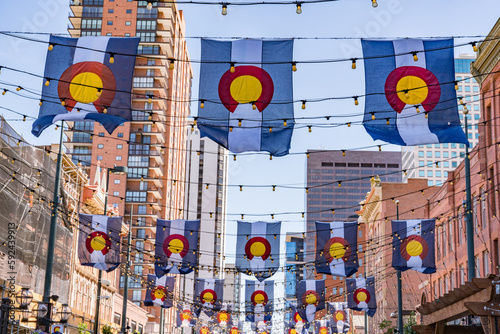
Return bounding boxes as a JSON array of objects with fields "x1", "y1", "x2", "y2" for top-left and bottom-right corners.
[
  {"x1": 471, "y1": 42, "x2": 478, "y2": 52},
  {"x1": 109, "y1": 53, "x2": 115, "y2": 64},
  {"x1": 455, "y1": 81, "x2": 459, "y2": 90},
  {"x1": 351, "y1": 58, "x2": 357, "y2": 69},
  {"x1": 16, "y1": 86, "x2": 21, "y2": 91},
  {"x1": 283, "y1": 119, "x2": 287, "y2": 127},
  {"x1": 412, "y1": 52, "x2": 418, "y2": 62},
  {"x1": 386, "y1": 118, "x2": 390, "y2": 125},
  {"x1": 371, "y1": 0, "x2": 378, "y2": 7},
  {"x1": 347, "y1": 122, "x2": 351, "y2": 127},
  {"x1": 96, "y1": 88, "x2": 102, "y2": 97},
  {"x1": 48, "y1": 43, "x2": 54, "y2": 51},
  {"x1": 342, "y1": 150, "x2": 345, "y2": 156},
  {"x1": 354, "y1": 96, "x2": 359, "y2": 106},
  {"x1": 308, "y1": 125, "x2": 312, "y2": 133},
  {"x1": 415, "y1": 105, "x2": 420, "y2": 113},
  {"x1": 61, "y1": 98, "x2": 65, "y2": 106},
  {"x1": 23, "y1": 115, "x2": 26, "y2": 122},
  {"x1": 200, "y1": 99, "x2": 205, "y2": 109},
  {"x1": 168, "y1": 58, "x2": 175, "y2": 70},
  {"x1": 147, "y1": 1, "x2": 153, "y2": 10},
  {"x1": 295, "y1": 2, "x2": 302, "y2": 14},
  {"x1": 252, "y1": 102, "x2": 257, "y2": 110},
  {"x1": 301, "y1": 100, "x2": 306, "y2": 109},
  {"x1": 371, "y1": 112, "x2": 375, "y2": 120},
  {"x1": 221, "y1": 3, "x2": 228, "y2": 15},
  {"x1": 230, "y1": 62, "x2": 235, "y2": 73},
  {"x1": 292, "y1": 62, "x2": 297, "y2": 72},
  {"x1": 238, "y1": 119, "x2": 242, "y2": 127},
  {"x1": 45, "y1": 78, "x2": 50, "y2": 86},
  {"x1": 1, "y1": 89, "x2": 6, "y2": 95},
  {"x1": 378, "y1": 145, "x2": 381, "y2": 151},
  {"x1": 39, "y1": 100, "x2": 43, "y2": 106}
]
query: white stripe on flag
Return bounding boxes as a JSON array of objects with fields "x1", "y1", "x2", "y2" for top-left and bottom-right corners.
[
  {"x1": 254, "y1": 281, "x2": 266, "y2": 322},
  {"x1": 250, "y1": 222, "x2": 267, "y2": 270},
  {"x1": 90, "y1": 251, "x2": 106, "y2": 270},
  {"x1": 228, "y1": 40, "x2": 263, "y2": 153},
  {"x1": 304, "y1": 280, "x2": 316, "y2": 322},
  {"x1": 393, "y1": 39, "x2": 438, "y2": 145},
  {"x1": 53, "y1": 111, "x2": 90, "y2": 123},
  {"x1": 74, "y1": 36, "x2": 110, "y2": 64},
  {"x1": 92, "y1": 215, "x2": 108, "y2": 233},
  {"x1": 329, "y1": 222, "x2": 346, "y2": 276},
  {"x1": 202, "y1": 279, "x2": 216, "y2": 309}
]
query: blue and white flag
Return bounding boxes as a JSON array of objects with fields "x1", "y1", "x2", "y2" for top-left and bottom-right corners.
[
  {"x1": 78, "y1": 213, "x2": 122, "y2": 272},
  {"x1": 32, "y1": 36, "x2": 139, "y2": 137},
  {"x1": 194, "y1": 278, "x2": 224, "y2": 317},
  {"x1": 245, "y1": 280, "x2": 274, "y2": 322},
  {"x1": 327, "y1": 302, "x2": 350, "y2": 333},
  {"x1": 297, "y1": 280, "x2": 325, "y2": 323},
  {"x1": 361, "y1": 39, "x2": 468, "y2": 146},
  {"x1": 155, "y1": 219, "x2": 200, "y2": 276},
  {"x1": 315, "y1": 221, "x2": 358, "y2": 277},
  {"x1": 346, "y1": 277, "x2": 376, "y2": 317},
  {"x1": 143, "y1": 274, "x2": 175, "y2": 308},
  {"x1": 198, "y1": 39, "x2": 294, "y2": 156},
  {"x1": 315, "y1": 319, "x2": 330, "y2": 334},
  {"x1": 235, "y1": 221, "x2": 281, "y2": 281},
  {"x1": 392, "y1": 219, "x2": 436, "y2": 273},
  {"x1": 176, "y1": 305, "x2": 196, "y2": 327}
]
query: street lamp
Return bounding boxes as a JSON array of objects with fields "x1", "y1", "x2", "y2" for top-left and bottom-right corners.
[
  {"x1": 57, "y1": 304, "x2": 72, "y2": 323},
  {"x1": 94, "y1": 165, "x2": 128, "y2": 334},
  {"x1": 16, "y1": 288, "x2": 33, "y2": 309}
]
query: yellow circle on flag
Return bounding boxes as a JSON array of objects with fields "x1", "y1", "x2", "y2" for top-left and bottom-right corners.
[
  {"x1": 168, "y1": 238, "x2": 184, "y2": 254},
  {"x1": 250, "y1": 241, "x2": 266, "y2": 257},
  {"x1": 406, "y1": 239, "x2": 423, "y2": 257},
  {"x1": 396, "y1": 76, "x2": 428, "y2": 105},
  {"x1": 69, "y1": 72, "x2": 103, "y2": 104},
  {"x1": 91, "y1": 235, "x2": 107, "y2": 251},
  {"x1": 203, "y1": 292, "x2": 214, "y2": 303},
  {"x1": 230, "y1": 75, "x2": 263, "y2": 104},
  {"x1": 329, "y1": 242, "x2": 346, "y2": 260},
  {"x1": 335, "y1": 313, "x2": 344, "y2": 321},
  {"x1": 305, "y1": 293, "x2": 317, "y2": 305},
  {"x1": 219, "y1": 313, "x2": 228, "y2": 321},
  {"x1": 356, "y1": 291, "x2": 368, "y2": 303},
  {"x1": 154, "y1": 289, "x2": 165, "y2": 299},
  {"x1": 254, "y1": 293, "x2": 266, "y2": 304}
]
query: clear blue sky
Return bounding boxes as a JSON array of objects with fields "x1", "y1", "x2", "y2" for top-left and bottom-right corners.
[{"x1": 0, "y1": 0, "x2": 499, "y2": 254}]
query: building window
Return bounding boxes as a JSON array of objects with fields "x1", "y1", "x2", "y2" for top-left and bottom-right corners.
[
  {"x1": 125, "y1": 21, "x2": 131, "y2": 26},
  {"x1": 484, "y1": 250, "x2": 490, "y2": 276},
  {"x1": 126, "y1": 9, "x2": 132, "y2": 13},
  {"x1": 116, "y1": 156, "x2": 122, "y2": 161},
  {"x1": 419, "y1": 171, "x2": 425, "y2": 177},
  {"x1": 113, "y1": 191, "x2": 119, "y2": 196},
  {"x1": 97, "y1": 155, "x2": 103, "y2": 160},
  {"x1": 107, "y1": 21, "x2": 113, "y2": 25},
  {"x1": 125, "y1": 33, "x2": 130, "y2": 37},
  {"x1": 117, "y1": 133, "x2": 124, "y2": 138},
  {"x1": 132, "y1": 290, "x2": 141, "y2": 301},
  {"x1": 117, "y1": 144, "x2": 123, "y2": 149},
  {"x1": 99, "y1": 132, "x2": 105, "y2": 137},
  {"x1": 114, "y1": 313, "x2": 121, "y2": 325},
  {"x1": 114, "y1": 179, "x2": 121, "y2": 184},
  {"x1": 108, "y1": 9, "x2": 114, "y2": 13}
]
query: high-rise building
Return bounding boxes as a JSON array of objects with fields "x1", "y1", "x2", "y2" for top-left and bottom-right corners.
[
  {"x1": 181, "y1": 127, "x2": 229, "y2": 327},
  {"x1": 402, "y1": 54, "x2": 481, "y2": 186},
  {"x1": 305, "y1": 150, "x2": 402, "y2": 279},
  {"x1": 65, "y1": 1, "x2": 192, "y2": 333}
]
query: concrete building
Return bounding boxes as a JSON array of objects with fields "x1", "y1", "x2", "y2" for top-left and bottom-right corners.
[
  {"x1": 305, "y1": 150, "x2": 402, "y2": 279},
  {"x1": 180, "y1": 127, "x2": 229, "y2": 333},
  {"x1": 66, "y1": 1, "x2": 193, "y2": 333},
  {"x1": 402, "y1": 54, "x2": 481, "y2": 186}
]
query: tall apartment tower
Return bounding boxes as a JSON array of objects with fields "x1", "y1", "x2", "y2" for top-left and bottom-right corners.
[
  {"x1": 181, "y1": 127, "x2": 229, "y2": 319},
  {"x1": 66, "y1": 1, "x2": 193, "y2": 333},
  {"x1": 402, "y1": 54, "x2": 481, "y2": 186},
  {"x1": 305, "y1": 150, "x2": 401, "y2": 285}
]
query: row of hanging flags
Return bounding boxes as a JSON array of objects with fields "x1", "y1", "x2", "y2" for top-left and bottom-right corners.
[
  {"x1": 77, "y1": 214, "x2": 436, "y2": 327},
  {"x1": 33, "y1": 36, "x2": 469, "y2": 154}
]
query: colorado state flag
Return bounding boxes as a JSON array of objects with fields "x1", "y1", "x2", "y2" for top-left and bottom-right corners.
[
  {"x1": 361, "y1": 39, "x2": 468, "y2": 146},
  {"x1": 32, "y1": 36, "x2": 139, "y2": 137},
  {"x1": 176, "y1": 305, "x2": 195, "y2": 327},
  {"x1": 297, "y1": 280, "x2": 325, "y2": 323},
  {"x1": 346, "y1": 277, "x2": 376, "y2": 317},
  {"x1": 235, "y1": 221, "x2": 281, "y2": 281},
  {"x1": 78, "y1": 214, "x2": 121, "y2": 272},
  {"x1": 315, "y1": 221, "x2": 358, "y2": 277},
  {"x1": 392, "y1": 219, "x2": 436, "y2": 273},
  {"x1": 155, "y1": 219, "x2": 200, "y2": 276},
  {"x1": 194, "y1": 278, "x2": 224, "y2": 317},
  {"x1": 327, "y1": 302, "x2": 350, "y2": 333},
  {"x1": 245, "y1": 280, "x2": 274, "y2": 323},
  {"x1": 143, "y1": 274, "x2": 175, "y2": 308},
  {"x1": 198, "y1": 39, "x2": 294, "y2": 156}
]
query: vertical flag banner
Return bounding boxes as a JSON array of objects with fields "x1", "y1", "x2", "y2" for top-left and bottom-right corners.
[
  {"x1": 143, "y1": 274, "x2": 175, "y2": 308},
  {"x1": 245, "y1": 280, "x2": 274, "y2": 322},
  {"x1": 198, "y1": 39, "x2": 294, "y2": 156},
  {"x1": 32, "y1": 36, "x2": 140, "y2": 137},
  {"x1": 194, "y1": 278, "x2": 224, "y2": 317},
  {"x1": 236, "y1": 221, "x2": 281, "y2": 281},
  {"x1": 346, "y1": 277, "x2": 377, "y2": 317},
  {"x1": 78, "y1": 213, "x2": 122, "y2": 272},
  {"x1": 392, "y1": 219, "x2": 436, "y2": 273},
  {"x1": 216, "y1": 304, "x2": 233, "y2": 328},
  {"x1": 327, "y1": 302, "x2": 350, "y2": 333},
  {"x1": 229, "y1": 326, "x2": 241, "y2": 334},
  {"x1": 297, "y1": 280, "x2": 325, "y2": 323},
  {"x1": 155, "y1": 219, "x2": 200, "y2": 276},
  {"x1": 177, "y1": 305, "x2": 195, "y2": 327},
  {"x1": 315, "y1": 319, "x2": 330, "y2": 334},
  {"x1": 361, "y1": 39, "x2": 468, "y2": 146},
  {"x1": 198, "y1": 325, "x2": 211, "y2": 334},
  {"x1": 315, "y1": 221, "x2": 358, "y2": 277}
]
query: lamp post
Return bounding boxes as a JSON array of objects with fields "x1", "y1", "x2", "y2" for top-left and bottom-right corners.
[
  {"x1": 120, "y1": 205, "x2": 133, "y2": 334},
  {"x1": 463, "y1": 108, "x2": 475, "y2": 280},
  {"x1": 94, "y1": 166, "x2": 128, "y2": 334},
  {"x1": 395, "y1": 200, "x2": 403, "y2": 334}
]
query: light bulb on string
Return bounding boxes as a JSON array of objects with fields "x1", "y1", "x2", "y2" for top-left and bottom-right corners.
[
  {"x1": 412, "y1": 52, "x2": 418, "y2": 62},
  {"x1": 301, "y1": 100, "x2": 306, "y2": 109},
  {"x1": 292, "y1": 62, "x2": 297, "y2": 72},
  {"x1": 351, "y1": 58, "x2": 357, "y2": 69},
  {"x1": 109, "y1": 53, "x2": 115, "y2": 64},
  {"x1": 221, "y1": 3, "x2": 228, "y2": 15},
  {"x1": 296, "y1": 2, "x2": 302, "y2": 14},
  {"x1": 372, "y1": 0, "x2": 378, "y2": 7},
  {"x1": 200, "y1": 100, "x2": 205, "y2": 109},
  {"x1": 147, "y1": 2, "x2": 153, "y2": 10},
  {"x1": 471, "y1": 42, "x2": 478, "y2": 52},
  {"x1": 168, "y1": 58, "x2": 175, "y2": 70}
]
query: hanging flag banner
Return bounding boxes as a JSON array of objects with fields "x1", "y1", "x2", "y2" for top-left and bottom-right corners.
[
  {"x1": 198, "y1": 39, "x2": 294, "y2": 156},
  {"x1": 253, "y1": 320, "x2": 272, "y2": 333},
  {"x1": 297, "y1": 280, "x2": 325, "y2": 323},
  {"x1": 392, "y1": 219, "x2": 436, "y2": 273},
  {"x1": 235, "y1": 221, "x2": 281, "y2": 281},
  {"x1": 314, "y1": 319, "x2": 330, "y2": 334},
  {"x1": 315, "y1": 221, "x2": 358, "y2": 277},
  {"x1": 198, "y1": 325, "x2": 212, "y2": 334},
  {"x1": 216, "y1": 303, "x2": 233, "y2": 328},
  {"x1": 155, "y1": 219, "x2": 200, "y2": 276},
  {"x1": 346, "y1": 277, "x2": 377, "y2": 317},
  {"x1": 194, "y1": 278, "x2": 224, "y2": 317},
  {"x1": 32, "y1": 36, "x2": 140, "y2": 137},
  {"x1": 327, "y1": 302, "x2": 350, "y2": 334},
  {"x1": 78, "y1": 213, "x2": 121, "y2": 272},
  {"x1": 245, "y1": 280, "x2": 274, "y2": 323},
  {"x1": 361, "y1": 39, "x2": 468, "y2": 146},
  {"x1": 229, "y1": 326, "x2": 241, "y2": 334},
  {"x1": 143, "y1": 274, "x2": 175, "y2": 308},
  {"x1": 176, "y1": 305, "x2": 196, "y2": 327}
]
